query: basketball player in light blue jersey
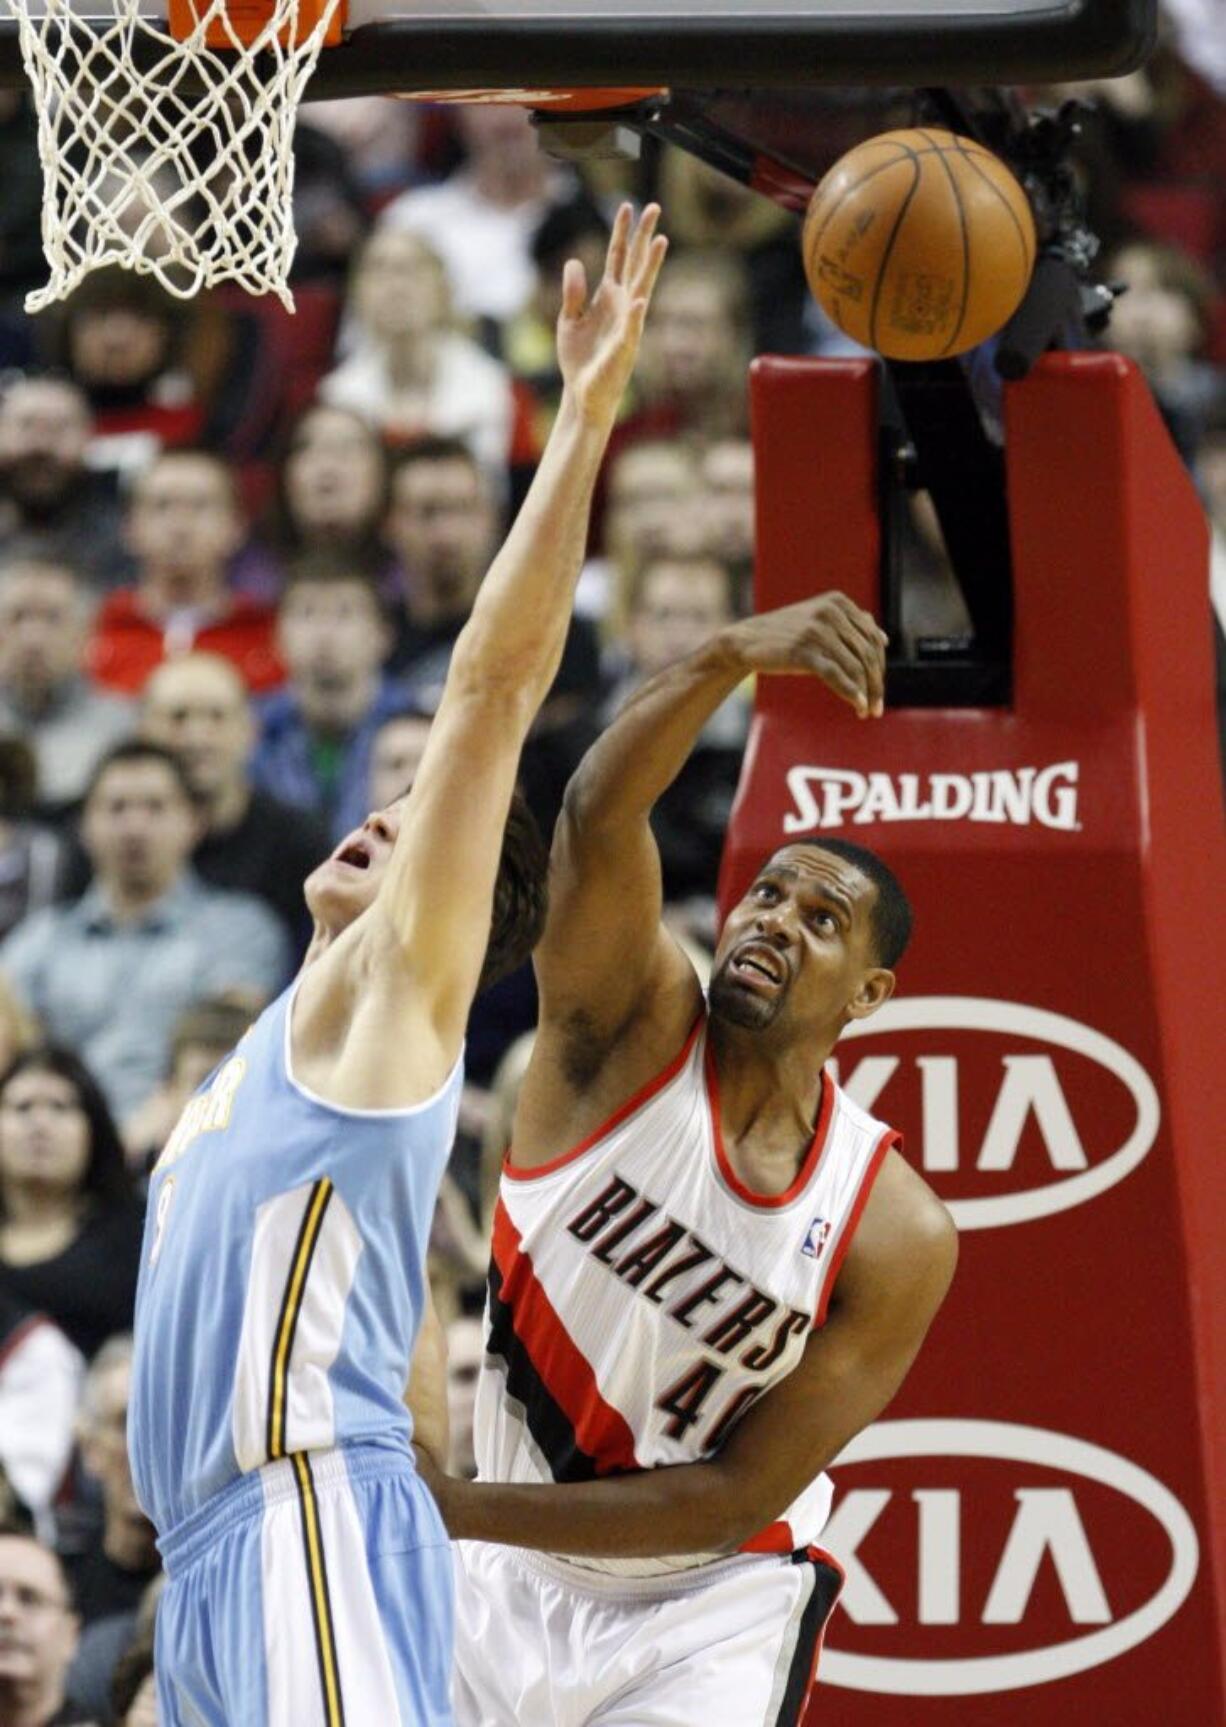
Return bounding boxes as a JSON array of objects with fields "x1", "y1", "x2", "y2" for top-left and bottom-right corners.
[{"x1": 127, "y1": 203, "x2": 668, "y2": 1727}]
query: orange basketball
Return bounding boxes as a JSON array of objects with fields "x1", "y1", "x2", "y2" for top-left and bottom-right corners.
[{"x1": 803, "y1": 128, "x2": 1037, "y2": 361}]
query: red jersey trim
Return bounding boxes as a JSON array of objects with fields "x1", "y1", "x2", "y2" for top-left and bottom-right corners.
[
  {"x1": 503, "y1": 1013, "x2": 705, "y2": 1183},
  {"x1": 490, "y1": 1200, "x2": 640, "y2": 1472},
  {"x1": 705, "y1": 1046, "x2": 836, "y2": 1210},
  {"x1": 813, "y1": 1127, "x2": 899, "y2": 1328},
  {"x1": 740, "y1": 1519, "x2": 794, "y2": 1555}
]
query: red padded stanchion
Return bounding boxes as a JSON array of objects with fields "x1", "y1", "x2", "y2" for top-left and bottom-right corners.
[{"x1": 719, "y1": 353, "x2": 1225, "y2": 1724}]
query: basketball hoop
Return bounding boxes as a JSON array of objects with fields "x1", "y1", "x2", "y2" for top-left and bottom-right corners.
[{"x1": 5, "y1": 0, "x2": 346, "y2": 311}]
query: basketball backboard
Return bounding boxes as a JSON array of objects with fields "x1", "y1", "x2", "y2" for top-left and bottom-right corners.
[{"x1": 0, "y1": 0, "x2": 1157, "y2": 93}]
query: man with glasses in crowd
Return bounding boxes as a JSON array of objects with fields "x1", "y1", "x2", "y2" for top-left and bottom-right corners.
[{"x1": 0, "y1": 1526, "x2": 94, "y2": 1726}]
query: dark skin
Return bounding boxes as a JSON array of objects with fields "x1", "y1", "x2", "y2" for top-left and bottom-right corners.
[{"x1": 426, "y1": 592, "x2": 958, "y2": 1557}]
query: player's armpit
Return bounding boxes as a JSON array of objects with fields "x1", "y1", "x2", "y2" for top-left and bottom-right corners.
[{"x1": 532, "y1": 788, "x2": 699, "y2": 1049}]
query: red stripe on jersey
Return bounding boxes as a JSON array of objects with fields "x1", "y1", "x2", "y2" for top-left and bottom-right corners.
[
  {"x1": 813, "y1": 1128, "x2": 899, "y2": 1327},
  {"x1": 739, "y1": 1518, "x2": 795, "y2": 1555},
  {"x1": 490, "y1": 1199, "x2": 640, "y2": 1473},
  {"x1": 706, "y1": 1046, "x2": 836, "y2": 1209},
  {"x1": 503, "y1": 1013, "x2": 705, "y2": 1183}
]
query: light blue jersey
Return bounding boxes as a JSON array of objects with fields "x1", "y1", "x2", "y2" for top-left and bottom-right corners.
[
  {"x1": 130, "y1": 977, "x2": 463, "y2": 1726},
  {"x1": 129, "y1": 976, "x2": 462, "y2": 1535}
]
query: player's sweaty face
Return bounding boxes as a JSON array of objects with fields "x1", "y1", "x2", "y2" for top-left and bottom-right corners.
[{"x1": 710, "y1": 846, "x2": 878, "y2": 1035}]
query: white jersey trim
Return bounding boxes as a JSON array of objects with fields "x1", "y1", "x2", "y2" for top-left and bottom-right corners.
[
  {"x1": 504, "y1": 1013, "x2": 705, "y2": 1184},
  {"x1": 814, "y1": 1125, "x2": 899, "y2": 1327},
  {"x1": 283, "y1": 974, "x2": 464, "y2": 1120}
]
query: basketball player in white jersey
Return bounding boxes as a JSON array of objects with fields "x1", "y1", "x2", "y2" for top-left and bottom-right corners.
[{"x1": 429, "y1": 591, "x2": 958, "y2": 1725}]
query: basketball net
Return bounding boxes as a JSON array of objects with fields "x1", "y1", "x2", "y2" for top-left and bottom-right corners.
[{"x1": 6, "y1": 0, "x2": 345, "y2": 311}]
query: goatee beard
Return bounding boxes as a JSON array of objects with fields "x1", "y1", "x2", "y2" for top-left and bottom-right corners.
[{"x1": 708, "y1": 966, "x2": 782, "y2": 1030}]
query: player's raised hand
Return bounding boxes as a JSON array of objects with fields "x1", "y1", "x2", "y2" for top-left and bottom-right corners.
[
  {"x1": 557, "y1": 202, "x2": 668, "y2": 427},
  {"x1": 726, "y1": 592, "x2": 889, "y2": 718}
]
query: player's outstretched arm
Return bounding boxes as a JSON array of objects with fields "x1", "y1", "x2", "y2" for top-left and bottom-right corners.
[
  {"x1": 429, "y1": 1154, "x2": 955, "y2": 1559},
  {"x1": 306, "y1": 205, "x2": 667, "y2": 1101},
  {"x1": 526, "y1": 594, "x2": 889, "y2": 1091}
]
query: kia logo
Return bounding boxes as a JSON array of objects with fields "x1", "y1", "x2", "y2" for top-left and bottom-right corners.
[
  {"x1": 822, "y1": 1419, "x2": 1200, "y2": 1695},
  {"x1": 833, "y1": 998, "x2": 1160, "y2": 1230}
]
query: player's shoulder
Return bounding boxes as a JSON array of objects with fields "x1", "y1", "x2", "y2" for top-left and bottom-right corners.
[
  {"x1": 860, "y1": 1146, "x2": 958, "y2": 1277},
  {"x1": 822, "y1": 1062, "x2": 954, "y2": 1262}
]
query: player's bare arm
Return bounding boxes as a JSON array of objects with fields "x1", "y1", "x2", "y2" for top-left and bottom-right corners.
[
  {"x1": 515, "y1": 591, "x2": 890, "y2": 1166},
  {"x1": 291, "y1": 204, "x2": 668, "y2": 1111},
  {"x1": 430, "y1": 1150, "x2": 955, "y2": 1556}
]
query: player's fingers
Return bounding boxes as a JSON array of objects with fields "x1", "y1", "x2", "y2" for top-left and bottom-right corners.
[
  {"x1": 826, "y1": 591, "x2": 888, "y2": 653},
  {"x1": 807, "y1": 632, "x2": 871, "y2": 715},
  {"x1": 604, "y1": 202, "x2": 633, "y2": 285},
  {"x1": 838, "y1": 616, "x2": 886, "y2": 714},
  {"x1": 808, "y1": 650, "x2": 867, "y2": 713},
  {"x1": 633, "y1": 232, "x2": 669, "y2": 306},
  {"x1": 626, "y1": 203, "x2": 661, "y2": 286},
  {"x1": 825, "y1": 597, "x2": 887, "y2": 714},
  {"x1": 836, "y1": 596, "x2": 889, "y2": 654},
  {"x1": 623, "y1": 297, "x2": 650, "y2": 347},
  {"x1": 561, "y1": 258, "x2": 588, "y2": 320}
]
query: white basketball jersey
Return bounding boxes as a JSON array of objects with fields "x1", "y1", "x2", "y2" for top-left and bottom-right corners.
[{"x1": 473, "y1": 1012, "x2": 898, "y2": 1577}]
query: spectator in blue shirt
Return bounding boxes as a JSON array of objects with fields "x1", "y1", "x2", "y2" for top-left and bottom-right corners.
[
  {"x1": 251, "y1": 555, "x2": 410, "y2": 842},
  {"x1": 0, "y1": 741, "x2": 288, "y2": 1126}
]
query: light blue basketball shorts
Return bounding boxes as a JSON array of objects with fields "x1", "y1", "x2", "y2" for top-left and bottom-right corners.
[{"x1": 155, "y1": 1443, "x2": 454, "y2": 1727}]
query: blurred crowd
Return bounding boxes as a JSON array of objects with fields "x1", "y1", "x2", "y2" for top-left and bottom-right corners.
[{"x1": 0, "y1": 21, "x2": 1222, "y2": 1722}]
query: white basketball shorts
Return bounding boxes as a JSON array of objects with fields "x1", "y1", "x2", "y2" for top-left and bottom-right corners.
[{"x1": 452, "y1": 1538, "x2": 843, "y2": 1727}]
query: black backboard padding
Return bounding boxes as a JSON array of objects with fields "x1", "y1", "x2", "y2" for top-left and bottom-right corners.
[{"x1": 0, "y1": 0, "x2": 1157, "y2": 93}]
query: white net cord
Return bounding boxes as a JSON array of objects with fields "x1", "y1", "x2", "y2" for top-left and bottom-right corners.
[{"x1": 4, "y1": 0, "x2": 344, "y2": 310}]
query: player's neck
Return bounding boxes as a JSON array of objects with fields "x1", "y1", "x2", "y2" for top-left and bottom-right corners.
[
  {"x1": 302, "y1": 922, "x2": 335, "y2": 967},
  {"x1": 707, "y1": 1020, "x2": 830, "y2": 1149}
]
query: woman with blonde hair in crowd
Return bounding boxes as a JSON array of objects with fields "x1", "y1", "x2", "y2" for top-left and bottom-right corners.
[{"x1": 319, "y1": 227, "x2": 527, "y2": 480}]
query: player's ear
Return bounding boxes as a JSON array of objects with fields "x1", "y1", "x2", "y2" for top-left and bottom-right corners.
[{"x1": 845, "y1": 967, "x2": 894, "y2": 1023}]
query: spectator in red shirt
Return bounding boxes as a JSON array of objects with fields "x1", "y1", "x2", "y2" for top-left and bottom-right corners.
[{"x1": 86, "y1": 451, "x2": 283, "y2": 697}]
